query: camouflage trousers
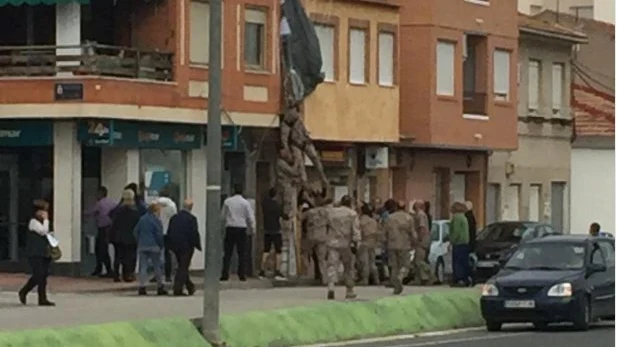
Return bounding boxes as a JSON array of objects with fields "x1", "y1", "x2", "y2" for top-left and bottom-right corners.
[
  {"x1": 388, "y1": 249, "x2": 410, "y2": 289},
  {"x1": 410, "y1": 247, "x2": 436, "y2": 285},
  {"x1": 326, "y1": 247, "x2": 354, "y2": 292},
  {"x1": 357, "y1": 246, "x2": 379, "y2": 285}
]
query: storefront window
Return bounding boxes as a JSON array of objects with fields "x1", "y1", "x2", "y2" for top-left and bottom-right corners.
[{"x1": 139, "y1": 149, "x2": 187, "y2": 205}]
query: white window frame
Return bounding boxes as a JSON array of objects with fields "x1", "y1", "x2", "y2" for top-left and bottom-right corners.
[
  {"x1": 314, "y1": 24, "x2": 335, "y2": 82},
  {"x1": 190, "y1": 0, "x2": 211, "y2": 65},
  {"x1": 436, "y1": 41, "x2": 455, "y2": 96},
  {"x1": 244, "y1": 7, "x2": 267, "y2": 70},
  {"x1": 493, "y1": 49, "x2": 510, "y2": 101},
  {"x1": 552, "y1": 63, "x2": 565, "y2": 116},
  {"x1": 348, "y1": 28, "x2": 367, "y2": 84},
  {"x1": 378, "y1": 31, "x2": 395, "y2": 87},
  {"x1": 528, "y1": 59, "x2": 540, "y2": 111}
]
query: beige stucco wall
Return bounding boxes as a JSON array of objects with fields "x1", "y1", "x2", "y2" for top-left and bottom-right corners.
[{"x1": 302, "y1": 0, "x2": 399, "y2": 142}]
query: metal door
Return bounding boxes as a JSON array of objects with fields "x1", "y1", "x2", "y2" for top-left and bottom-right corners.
[
  {"x1": 0, "y1": 156, "x2": 18, "y2": 262},
  {"x1": 551, "y1": 182, "x2": 566, "y2": 233}
]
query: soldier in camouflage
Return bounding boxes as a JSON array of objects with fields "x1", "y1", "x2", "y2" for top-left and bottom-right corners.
[
  {"x1": 411, "y1": 200, "x2": 436, "y2": 285},
  {"x1": 325, "y1": 195, "x2": 361, "y2": 300},
  {"x1": 382, "y1": 199, "x2": 416, "y2": 295},
  {"x1": 303, "y1": 195, "x2": 332, "y2": 284},
  {"x1": 358, "y1": 203, "x2": 381, "y2": 285}
]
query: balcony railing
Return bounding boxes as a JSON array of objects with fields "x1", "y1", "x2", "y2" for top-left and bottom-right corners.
[
  {"x1": 463, "y1": 91, "x2": 487, "y2": 115},
  {"x1": 0, "y1": 43, "x2": 173, "y2": 81}
]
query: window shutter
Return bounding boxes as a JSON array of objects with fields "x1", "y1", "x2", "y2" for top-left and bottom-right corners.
[
  {"x1": 528, "y1": 60, "x2": 540, "y2": 110},
  {"x1": 190, "y1": 1, "x2": 210, "y2": 64},
  {"x1": 436, "y1": 41, "x2": 455, "y2": 96},
  {"x1": 493, "y1": 49, "x2": 510, "y2": 101},
  {"x1": 349, "y1": 29, "x2": 366, "y2": 84},
  {"x1": 378, "y1": 32, "x2": 394, "y2": 86},
  {"x1": 315, "y1": 25, "x2": 335, "y2": 81},
  {"x1": 552, "y1": 63, "x2": 564, "y2": 113}
]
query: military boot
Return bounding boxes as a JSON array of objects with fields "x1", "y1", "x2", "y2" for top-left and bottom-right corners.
[
  {"x1": 327, "y1": 290, "x2": 335, "y2": 300},
  {"x1": 393, "y1": 280, "x2": 403, "y2": 295}
]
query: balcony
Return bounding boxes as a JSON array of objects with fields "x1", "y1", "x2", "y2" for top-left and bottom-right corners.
[
  {"x1": 463, "y1": 91, "x2": 488, "y2": 116},
  {"x1": 0, "y1": 43, "x2": 173, "y2": 81}
]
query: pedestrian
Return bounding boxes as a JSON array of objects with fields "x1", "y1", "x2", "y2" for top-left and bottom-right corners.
[
  {"x1": 134, "y1": 202, "x2": 167, "y2": 296},
  {"x1": 19, "y1": 200, "x2": 55, "y2": 306},
  {"x1": 449, "y1": 202, "x2": 471, "y2": 287},
  {"x1": 304, "y1": 195, "x2": 332, "y2": 284},
  {"x1": 167, "y1": 199, "x2": 201, "y2": 296},
  {"x1": 110, "y1": 183, "x2": 146, "y2": 219},
  {"x1": 220, "y1": 184, "x2": 256, "y2": 282},
  {"x1": 464, "y1": 201, "x2": 477, "y2": 252},
  {"x1": 424, "y1": 201, "x2": 433, "y2": 231},
  {"x1": 325, "y1": 195, "x2": 361, "y2": 300},
  {"x1": 108, "y1": 189, "x2": 140, "y2": 282},
  {"x1": 411, "y1": 200, "x2": 436, "y2": 285},
  {"x1": 259, "y1": 187, "x2": 286, "y2": 280},
  {"x1": 358, "y1": 203, "x2": 381, "y2": 285},
  {"x1": 382, "y1": 199, "x2": 415, "y2": 295},
  {"x1": 589, "y1": 222, "x2": 601, "y2": 237},
  {"x1": 86, "y1": 186, "x2": 115, "y2": 277},
  {"x1": 157, "y1": 190, "x2": 178, "y2": 283}
]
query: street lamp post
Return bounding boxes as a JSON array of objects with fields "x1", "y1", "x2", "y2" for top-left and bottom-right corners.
[{"x1": 203, "y1": 0, "x2": 223, "y2": 344}]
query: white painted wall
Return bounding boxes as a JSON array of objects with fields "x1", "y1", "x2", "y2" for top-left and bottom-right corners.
[
  {"x1": 101, "y1": 148, "x2": 140, "y2": 201},
  {"x1": 571, "y1": 148, "x2": 615, "y2": 234},
  {"x1": 53, "y1": 121, "x2": 82, "y2": 262},
  {"x1": 518, "y1": 0, "x2": 615, "y2": 24},
  {"x1": 187, "y1": 146, "x2": 207, "y2": 270}
]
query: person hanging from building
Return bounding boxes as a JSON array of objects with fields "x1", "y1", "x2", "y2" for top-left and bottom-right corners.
[
  {"x1": 259, "y1": 187, "x2": 286, "y2": 280},
  {"x1": 134, "y1": 202, "x2": 168, "y2": 296},
  {"x1": 167, "y1": 199, "x2": 201, "y2": 296},
  {"x1": 382, "y1": 199, "x2": 415, "y2": 295},
  {"x1": 220, "y1": 184, "x2": 256, "y2": 282},
  {"x1": 18, "y1": 200, "x2": 55, "y2": 306},
  {"x1": 86, "y1": 186, "x2": 115, "y2": 278},
  {"x1": 357, "y1": 203, "x2": 382, "y2": 285},
  {"x1": 325, "y1": 195, "x2": 361, "y2": 300},
  {"x1": 108, "y1": 189, "x2": 140, "y2": 283}
]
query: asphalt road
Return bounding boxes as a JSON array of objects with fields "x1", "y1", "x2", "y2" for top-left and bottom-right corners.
[{"x1": 340, "y1": 322, "x2": 615, "y2": 347}]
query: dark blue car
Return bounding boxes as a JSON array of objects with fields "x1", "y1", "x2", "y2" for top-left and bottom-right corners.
[{"x1": 480, "y1": 235, "x2": 615, "y2": 331}]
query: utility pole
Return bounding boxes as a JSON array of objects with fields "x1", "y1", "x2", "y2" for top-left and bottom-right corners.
[{"x1": 203, "y1": 0, "x2": 223, "y2": 344}]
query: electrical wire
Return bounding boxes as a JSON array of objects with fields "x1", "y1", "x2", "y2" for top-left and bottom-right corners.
[
  {"x1": 573, "y1": 60, "x2": 615, "y2": 81},
  {"x1": 572, "y1": 63, "x2": 615, "y2": 92}
]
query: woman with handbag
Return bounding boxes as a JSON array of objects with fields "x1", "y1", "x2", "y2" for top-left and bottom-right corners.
[{"x1": 18, "y1": 200, "x2": 55, "y2": 306}]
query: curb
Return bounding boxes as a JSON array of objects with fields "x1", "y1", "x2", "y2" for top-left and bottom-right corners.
[{"x1": 201, "y1": 288, "x2": 483, "y2": 347}]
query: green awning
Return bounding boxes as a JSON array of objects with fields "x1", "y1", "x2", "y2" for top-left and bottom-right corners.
[{"x1": 0, "y1": 0, "x2": 89, "y2": 6}]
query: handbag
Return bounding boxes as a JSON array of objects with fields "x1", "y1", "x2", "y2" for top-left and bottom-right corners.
[{"x1": 46, "y1": 234, "x2": 62, "y2": 262}]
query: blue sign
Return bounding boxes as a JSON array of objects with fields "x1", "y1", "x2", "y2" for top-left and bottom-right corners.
[
  {"x1": 78, "y1": 120, "x2": 202, "y2": 149},
  {"x1": 204, "y1": 126, "x2": 239, "y2": 151},
  {"x1": 0, "y1": 120, "x2": 53, "y2": 146}
]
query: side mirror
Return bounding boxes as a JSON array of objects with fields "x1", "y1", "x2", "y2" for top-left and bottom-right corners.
[{"x1": 587, "y1": 263, "x2": 607, "y2": 275}]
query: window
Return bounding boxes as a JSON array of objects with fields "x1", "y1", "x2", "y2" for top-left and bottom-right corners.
[
  {"x1": 591, "y1": 245, "x2": 606, "y2": 265},
  {"x1": 348, "y1": 28, "x2": 367, "y2": 84},
  {"x1": 190, "y1": 1, "x2": 210, "y2": 64},
  {"x1": 244, "y1": 7, "x2": 267, "y2": 69},
  {"x1": 436, "y1": 41, "x2": 455, "y2": 96},
  {"x1": 528, "y1": 60, "x2": 540, "y2": 111},
  {"x1": 599, "y1": 242, "x2": 615, "y2": 267},
  {"x1": 314, "y1": 24, "x2": 335, "y2": 81},
  {"x1": 552, "y1": 63, "x2": 564, "y2": 115},
  {"x1": 140, "y1": 149, "x2": 187, "y2": 206},
  {"x1": 378, "y1": 31, "x2": 394, "y2": 86},
  {"x1": 570, "y1": 5, "x2": 594, "y2": 19},
  {"x1": 493, "y1": 49, "x2": 510, "y2": 101}
]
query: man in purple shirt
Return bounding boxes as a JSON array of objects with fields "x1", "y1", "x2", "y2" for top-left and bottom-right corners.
[{"x1": 88, "y1": 186, "x2": 116, "y2": 277}]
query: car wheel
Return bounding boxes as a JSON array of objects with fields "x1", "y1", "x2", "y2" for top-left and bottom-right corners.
[
  {"x1": 486, "y1": 321, "x2": 502, "y2": 332},
  {"x1": 434, "y1": 257, "x2": 445, "y2": 284},
  {"x1": 533, "y1": 321, "x2": 548, "y2": 331},
  {"x1": 572, "y1": 297, "x2": 592, "y2": 331}
]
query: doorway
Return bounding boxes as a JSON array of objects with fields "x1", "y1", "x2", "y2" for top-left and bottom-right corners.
[
  {"x1": 551, "y1": 182, "x2": 566, "y2": 233},
  {"x1": 0, "y1": 155, "x2": 19, "y2": 262}
]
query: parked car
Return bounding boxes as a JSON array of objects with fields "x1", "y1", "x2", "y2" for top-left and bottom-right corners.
[
  {"x1": 480, "y1": 235, "x2": 615, "y2": 331},
  {"x1": 428, "y1": 220, "x2": 478, "y2": 284},
  {"x1": 474, "y1": 221, "x2": 559, "y2": 282}
]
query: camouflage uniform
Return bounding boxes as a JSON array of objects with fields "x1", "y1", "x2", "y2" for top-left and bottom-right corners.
[
  {"x1": 358, "y1": 215, "x2": 381, "y2": 285},
  {"x1": 304, "y1": 205, "x2": 330, "y2": 284},
  {"x1": 326, "y1": 205, "x2": 361, "y2": 299},
  {"x1": 411, "y1": 210, "x2": 436, "y2": 285},
  {"x1": 383, "y1": 211, "x2": 415, "y2": 294}
]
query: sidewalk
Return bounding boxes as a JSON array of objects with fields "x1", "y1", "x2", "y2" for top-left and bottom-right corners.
[{"x1": 0, "y1": 285, "x2": 459, "y2": 332}]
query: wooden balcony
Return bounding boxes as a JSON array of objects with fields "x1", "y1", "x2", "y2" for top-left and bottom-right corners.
[{"x1": 0, "y1": 43, "x2": 174, "y2": 81}]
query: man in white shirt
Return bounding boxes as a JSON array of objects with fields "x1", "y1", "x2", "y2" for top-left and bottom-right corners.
[
  {"x1": 220, "y1": 184, "x2": 256, "y2": 281},
  {"x1": 158, "y1": 191, "x2": 178, "y2": 282}
]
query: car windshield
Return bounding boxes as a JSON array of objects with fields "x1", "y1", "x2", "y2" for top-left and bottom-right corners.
[
  {"x1": 504, "y1": 243, "x2": 586, "y2": 270},
  {"x1": 476, "y1": 223, "x2": 534, "y2": 243},
  {"x1": 430, "y1": 223, "x2": 440, "y2": 241}
]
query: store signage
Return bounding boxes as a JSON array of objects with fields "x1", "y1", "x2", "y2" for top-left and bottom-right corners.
[
  {"x1": 203, "y1": 126, "x2": 239, "y2": 151},
  {"x1": 55, "y1": 83, "x2": 84, "y2": 101},
  {"x1": 78, "y1": 120, "x2": 202, "y2": 149},
  {"x1": 0, "y1": 121, "x2": 53, "y2": 146}
]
